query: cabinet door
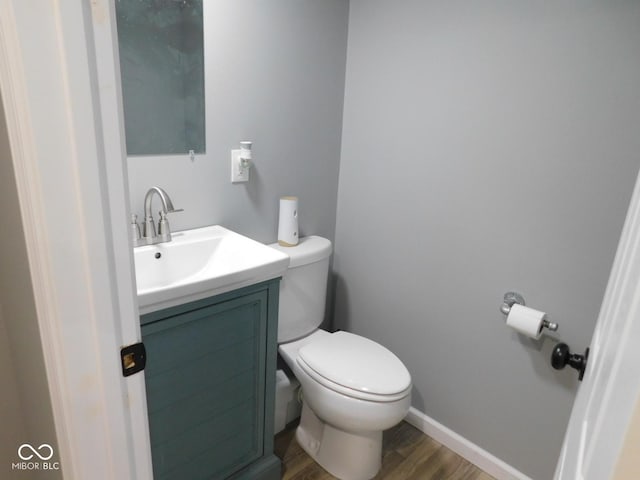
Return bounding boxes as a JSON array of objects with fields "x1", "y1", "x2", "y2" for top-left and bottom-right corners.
[{"x1": 142, "y1": 291, "x2": 268, "y2": 480}]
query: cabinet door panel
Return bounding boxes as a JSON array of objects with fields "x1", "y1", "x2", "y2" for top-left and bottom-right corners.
[{"x1": 142, "y1": 292, "x2": 268, "y2": 480}]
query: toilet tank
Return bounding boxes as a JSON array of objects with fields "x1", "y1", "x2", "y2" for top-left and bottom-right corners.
[{"x1": 269, "y1": 236, "x2": 332, "y2": 343}]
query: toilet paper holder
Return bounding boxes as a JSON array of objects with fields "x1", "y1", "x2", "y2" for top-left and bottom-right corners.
[{"x1": 500, "y1": 292, "x2": 559, "y2": 332}]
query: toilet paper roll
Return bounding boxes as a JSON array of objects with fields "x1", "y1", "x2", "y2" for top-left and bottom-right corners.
[
  {"x1": 278, "y1": 196, "x2": 299, "y2": 246},
  {"x1": 506, "y1": 303, "x2": 547, "y2": 339}
]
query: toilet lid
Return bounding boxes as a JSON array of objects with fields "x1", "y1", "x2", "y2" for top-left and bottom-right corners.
[{"x1": 297, "y1": 331, "x2": 411, "y2": 396}]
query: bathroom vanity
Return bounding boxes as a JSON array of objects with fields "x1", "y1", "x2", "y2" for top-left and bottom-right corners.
[
  {"x1": 132, "y1": 224, "x2": 290, "y2": 479},
  {"x1": 140, "y1": 279, "x2": 281, "y2": 480}
]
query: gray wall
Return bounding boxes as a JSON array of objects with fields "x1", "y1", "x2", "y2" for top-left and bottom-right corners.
[
  {"x1": 334, "y1": 1, "x2": 640, "y2": 479},
  {"x1": 0, "y1": 97, "x2": 61, "y2": 479},
  {"x1": 127, "y1": 0, "x2": 349, "y2": 245}
]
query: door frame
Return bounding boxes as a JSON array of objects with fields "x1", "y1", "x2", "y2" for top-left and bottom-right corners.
[{"x1": 0, "y1": 1, "x2": 152, "y2": 478}]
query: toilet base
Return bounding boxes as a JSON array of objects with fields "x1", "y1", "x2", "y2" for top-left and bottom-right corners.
[{"x1": 296, "y1": 402, "x2": 382, "y2": 480}]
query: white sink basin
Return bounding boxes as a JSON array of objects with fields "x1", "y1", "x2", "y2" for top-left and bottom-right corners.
[{"x1": 134, "y1": 225, "x2": 289, "y2": 314}]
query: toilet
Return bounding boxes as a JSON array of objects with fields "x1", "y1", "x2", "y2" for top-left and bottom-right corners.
[{"x1": 270, "y1": 236, "x2": 412, "y2": 480}]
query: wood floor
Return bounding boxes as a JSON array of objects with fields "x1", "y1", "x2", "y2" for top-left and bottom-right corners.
[{"x1": 274, "y1": 421, "x2": 495, "y2": 480}]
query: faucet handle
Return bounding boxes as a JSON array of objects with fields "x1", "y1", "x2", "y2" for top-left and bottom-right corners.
[
  {"x1": 157, "y1": 211, "x2": 172, "y2": 241},
  {"x1": 157, "y1": 207, "x2": 182, "y2": 241},
  {"x1": 130, "y1": 213, "x2": 141, "y2": 242}
]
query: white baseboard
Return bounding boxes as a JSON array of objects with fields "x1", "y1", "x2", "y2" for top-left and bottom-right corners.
[{"x1": 404, "y1": 407, "x2": 533, "y2": 480}]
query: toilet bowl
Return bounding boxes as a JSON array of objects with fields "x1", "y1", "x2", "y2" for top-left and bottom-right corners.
[
  {"x1": 270, "y1": 237, "x2": 412, "y2": 480},
  {"x1": 279, "y1": 329, "x2": 411, "y2": 480}
]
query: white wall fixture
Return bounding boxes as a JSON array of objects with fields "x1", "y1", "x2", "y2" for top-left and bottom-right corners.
[{"x1": 231, "y1": 140, "x2": 252, "y2": 183}]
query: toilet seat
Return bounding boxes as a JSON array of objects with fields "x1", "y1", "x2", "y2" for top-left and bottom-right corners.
[
  {"x1": 297, "y1": 356, "x2": 411, "y2": 402},
  {"x1": 296, "y1": 331, "x2": 411, "y2": 402}
]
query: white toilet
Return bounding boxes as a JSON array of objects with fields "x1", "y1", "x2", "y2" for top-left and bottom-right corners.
[{"x1": 270, "y1": 236, "x2": 412, "y2": 480}]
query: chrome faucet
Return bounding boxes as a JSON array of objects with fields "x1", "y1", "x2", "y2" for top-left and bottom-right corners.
[{"x1": 132, "y1": 187, "x2": 183, "y2": 247}]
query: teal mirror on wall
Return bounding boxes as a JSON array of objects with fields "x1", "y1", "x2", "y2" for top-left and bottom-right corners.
[{"x1": 115, "y1": 0, "x2": 205, "y2": 156}]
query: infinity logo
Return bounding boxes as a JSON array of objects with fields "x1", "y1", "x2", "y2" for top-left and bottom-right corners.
[{"x1": 18, "y1": 444, "x2": 54, "y2": 461}]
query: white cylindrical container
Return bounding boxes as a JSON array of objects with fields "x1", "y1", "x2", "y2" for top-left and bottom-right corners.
[{"x1": 278, "y1": 196, "x2": 299, "y2": 246}]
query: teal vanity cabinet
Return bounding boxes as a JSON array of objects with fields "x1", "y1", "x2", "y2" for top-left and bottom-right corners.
[{"x1": 140, "y1": 279, "x2": 281, "y2": 480}]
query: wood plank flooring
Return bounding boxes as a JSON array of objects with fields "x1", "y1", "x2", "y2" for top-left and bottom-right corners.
[{"x1": 274, "y1": 421, "x2": 495, "y2": 480}]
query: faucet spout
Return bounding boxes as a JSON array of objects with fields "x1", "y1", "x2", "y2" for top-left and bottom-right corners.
[
  {"x1": 144, "y1": 186, "x2": 179, "y2": 218},
  {"x1": 138, "y1": 187, "x2": 183, "y2": 245}
]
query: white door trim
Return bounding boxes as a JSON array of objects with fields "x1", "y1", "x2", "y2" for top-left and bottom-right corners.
[
  {"x1": 0, "y1": 1, "x2": 75, "y2": 473},
  {"x1": 0, "y1": 1, "x2": 151, "y2": 478}
]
